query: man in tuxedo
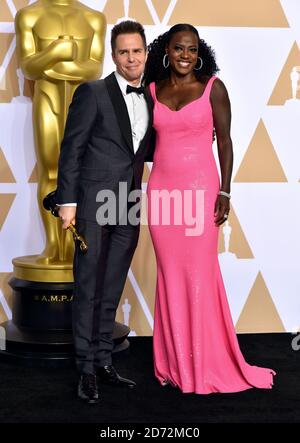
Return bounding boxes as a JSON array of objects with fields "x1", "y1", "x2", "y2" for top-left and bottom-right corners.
[{"x1": 56, "y1": 21, "x2": 154, "y2": 404}]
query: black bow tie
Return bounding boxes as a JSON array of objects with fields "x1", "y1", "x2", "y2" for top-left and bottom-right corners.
[{"x1": 126, "y1": 85, "x2": 144, "y2": 95}]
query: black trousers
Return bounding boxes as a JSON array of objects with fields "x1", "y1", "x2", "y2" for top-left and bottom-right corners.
[{"x1": 72, "y1": 218, "x2": 140, "y2": 374}]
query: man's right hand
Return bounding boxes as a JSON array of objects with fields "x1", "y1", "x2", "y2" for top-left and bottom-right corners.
[{"x1": 58, "y1": 206, "x2": 76, "y2": 230}]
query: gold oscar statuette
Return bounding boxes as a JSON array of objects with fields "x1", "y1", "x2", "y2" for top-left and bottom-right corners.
[{"x1": 42, "y1": 189, "x2": 88, "y2": 252}]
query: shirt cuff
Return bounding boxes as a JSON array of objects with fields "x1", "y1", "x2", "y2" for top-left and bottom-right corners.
[{"x1": 56, "y1": 203, "x2": 77, "y2": 207}]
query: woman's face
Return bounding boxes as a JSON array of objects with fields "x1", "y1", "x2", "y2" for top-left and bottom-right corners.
[{"x1": 166, "y1": 31, "x2": 199, "y2": 76}]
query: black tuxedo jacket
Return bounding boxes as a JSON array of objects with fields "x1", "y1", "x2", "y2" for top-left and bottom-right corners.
[{"x1": 56, "y1": 72, "x2": 154, "y2": 222}]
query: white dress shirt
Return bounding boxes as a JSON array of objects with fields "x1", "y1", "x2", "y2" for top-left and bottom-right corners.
[
  {"x1": 114, "y1": 71, "x2": 149, "y2": 154},
  {"x1": 59, "y1": 71, "x2": 149, "y2": 207}
]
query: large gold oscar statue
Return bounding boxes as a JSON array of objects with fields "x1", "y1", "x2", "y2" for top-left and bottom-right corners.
[
  {"x1": 0, "y1": 1, "x2": 107, "y2": 364},
  {"x1": 14, "y1": 0, "x2": 106, "y2": 283}
]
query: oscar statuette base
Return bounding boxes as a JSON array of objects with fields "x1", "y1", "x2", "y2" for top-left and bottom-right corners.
[{"x1": 0, "y1": 276, "x2": 130, "y2": 367}]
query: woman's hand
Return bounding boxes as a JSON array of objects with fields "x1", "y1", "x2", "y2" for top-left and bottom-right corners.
[{"x1": 214, "y1": 194, "x2": 230, "y2": 226}]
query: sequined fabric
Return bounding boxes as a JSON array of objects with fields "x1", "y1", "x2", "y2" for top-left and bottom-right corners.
[{"x1": 147, "y1": 78, "x2": 276, "y2": 394}]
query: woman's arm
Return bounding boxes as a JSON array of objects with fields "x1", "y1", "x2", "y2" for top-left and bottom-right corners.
[{"x1": 210, "y1": 78, "x2": 233, "y2": 226}]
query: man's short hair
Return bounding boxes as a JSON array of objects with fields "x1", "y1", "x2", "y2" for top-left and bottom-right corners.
[{"x1": 111, "y1": 20, "x2": 147, "y2": 52}]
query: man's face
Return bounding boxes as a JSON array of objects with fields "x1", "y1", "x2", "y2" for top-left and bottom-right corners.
[{"x1": 112, "y1": 33, "x2": 147, "y2": 85}]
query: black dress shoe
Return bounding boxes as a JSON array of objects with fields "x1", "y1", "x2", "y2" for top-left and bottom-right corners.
[
  {"x1": 78, "y1": 373, "x2": 99, "y2": 404},
  {"x1": 97, "y1": 365, "x2": 136, "y2": 388}
]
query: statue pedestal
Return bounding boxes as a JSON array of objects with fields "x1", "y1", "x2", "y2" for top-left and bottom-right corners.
[
  {"x1": 0, "y1": 270, "x2": 130, "y2": 367},
  {"x1": 13, "y1": 255, "x2": 74, "y2": 283}
]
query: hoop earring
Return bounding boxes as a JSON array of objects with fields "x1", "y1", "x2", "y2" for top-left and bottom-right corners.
[
  {"x1": 194, "y1": 57, "x2": 203, "y2": 71},
  {"x1": 163, "y1": 53, "x2": 169, "y2": 69}
]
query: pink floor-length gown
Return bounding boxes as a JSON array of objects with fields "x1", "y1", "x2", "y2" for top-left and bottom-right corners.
[{"x1": 147, "y1": 78, "x2": 276, "y2": 394}]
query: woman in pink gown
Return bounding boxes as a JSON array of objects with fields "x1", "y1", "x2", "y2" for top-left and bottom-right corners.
[{"x1": 144, "y1": 24, "x2": 276, "y2": 394}]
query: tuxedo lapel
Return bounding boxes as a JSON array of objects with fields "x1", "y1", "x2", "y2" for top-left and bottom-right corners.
[{"x1": 105, "y1": 73, "x2": 134, "y2": 154}]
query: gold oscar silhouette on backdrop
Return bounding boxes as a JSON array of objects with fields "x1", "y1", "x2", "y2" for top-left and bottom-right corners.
[{"x1": 13, "y1": 0, "x2": 106, "y2": 282}]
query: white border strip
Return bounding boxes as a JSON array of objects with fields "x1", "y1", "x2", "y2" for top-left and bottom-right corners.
[
  {"x1": 6, "y1": 0, "x2": 17, "y2": 17},
  {"x1": 128, "y1": 268, "x2": 154, "y2": 330},
  {"x1": 0, "y1": 290, "x2": 12, "y2": 320},
  {"x1": 161, "y1": 0, "x2": 177, "y2": 27},
  {"x1": 0, "y1": 22, "x2": 14, "y2": 32}
]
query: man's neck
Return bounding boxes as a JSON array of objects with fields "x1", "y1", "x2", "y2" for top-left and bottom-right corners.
[
  {"x1": 116, "y1": 71, "x2": 142, "y2": 87},
  {"x1": 127, "y1": 78, "x2": 141, "y2": 87}
]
